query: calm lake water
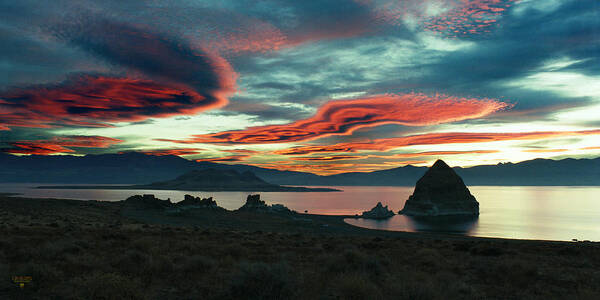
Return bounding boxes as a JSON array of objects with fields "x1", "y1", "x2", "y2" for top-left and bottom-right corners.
[{"x1": 1, "y1": 184, "x2": 599, "y2": 241}]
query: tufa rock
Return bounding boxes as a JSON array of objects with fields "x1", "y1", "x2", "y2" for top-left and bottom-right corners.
[
  {"x1": 237, "y1": 194, "x2": 294, "y2": 214},
  {"x1": 177, "y1": 194, "x2": 219, "y2": 208},
  {"x1": 361, "y1": 202, "x2": 395, "y2": 219},
  {"x1": 239, "y1": 194, "x2": 267, "y2": 210},
  {"x1": 400, "y1": 160, "x2": 479, "y2": 217},
  {"x1": 123, "y1": 194, "x2": 172, "y2": 209}
]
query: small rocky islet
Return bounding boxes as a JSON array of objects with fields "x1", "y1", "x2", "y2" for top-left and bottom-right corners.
[{"x1": 360, "y1": 202, "x2": 395, "y2": 219}]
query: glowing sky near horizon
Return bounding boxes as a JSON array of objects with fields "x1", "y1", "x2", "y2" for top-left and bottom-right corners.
[{"x1": 1, "y1": 0, "x2": 599, "y2": 175}]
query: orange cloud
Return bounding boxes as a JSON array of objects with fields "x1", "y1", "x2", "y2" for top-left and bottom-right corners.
[
  {"x1": 0, "y1": 76, "x2": 228, "y2": 130},
  {"x1": 274, "y1": 129, "x2": 600, "y2": 155},
  {"x1": 3, "y1": 136, "x2": 122, "y2": 155},
  {"x1": 159, "y1": 93, "x2": 510, "y2": 144},
  {"x1": 523, "y1": 149, "x2": 568, "y2": 153},
  {"x1": 195, "y1": 154, "x2": 251, "y2": 163},
  {"x1": 289, "y1": 150, "x2": 498, "y2": 161},
  {"x1": 120, "y1": 148, "x2": 205, "y2": 156},
  {"x1": 249, "y1": 161, "x2": 427, "y2": 175}
]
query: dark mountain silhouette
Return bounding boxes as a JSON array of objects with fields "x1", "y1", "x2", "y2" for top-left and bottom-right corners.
[
  {"x1": 135, "y1": 169, "x2": 337, "y2": 191},
  {"x1": 1, "y1": 152, "x2": 598, "y2": 186},
  {"x1": 40, "y1": 168, "x2": 338, "y2": 192}
]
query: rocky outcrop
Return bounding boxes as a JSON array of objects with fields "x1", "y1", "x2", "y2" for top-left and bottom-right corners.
[
  {"x1": 176, "y1": 194, "x2": 219, "y2": 208},
  {"x1": 237, "y1": 194, "x2": 294, "y2": 214},
  {"x1": 123, "y1": 194, "x2": 226, "y2": 213},
  {"x1": 400, "y1": 160, "x2": 479, "y2": 217},
  {"x1": 361, "y1": 202, "x2": 395, "y2": 219},
  {"x1": 123, "y1": 194, "x2": 172, "y2": 210},
  {"x1": 238, "y1": 194, "x2": 267, "y2": 210}
]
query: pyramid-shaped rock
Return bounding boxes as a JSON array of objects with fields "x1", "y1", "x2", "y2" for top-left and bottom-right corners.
[{"x1": 400, "y1": 160, "x2": 479, "y2": 216}]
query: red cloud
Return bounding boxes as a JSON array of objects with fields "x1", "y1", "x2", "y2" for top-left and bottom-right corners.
[
  {"x1": 376, "y1": 0, "x2": 516, "y2": 37},
  {"x1": 0, "y1": 17, "x2": 238, "y2": 131},
  {"x1": 0, "y1": 76, "x2": 227, "y2": 130},
  {"x1": 292, "y1": 155, "x2": 363, "y2": 161},
  {"x1": 4, "y1": 136, "x2": 122, "y2": 155},
  {"x1": 195, "y1": 154, "x2": 251, "y2": 163},
  {"x1": 249, "y1": 161, "x2": 427, "y2": 175},
  {"x1": 120, "y1": 148, "x2": 205, "y2": 156},
  {"x1": 424, "y1": 0, "x2": 517, "y2": 37},
  {"x1": 200, "y1": 16, "x2": 288, "y2": 54},
  {"x1": 290, "y1": 150, "x2": 498, "y2": 161},
  {"x1": 160, "y1": 93, "x2": 510, "y2": 144},
  {"x1": 274, "y1": 129, "x2": 600, "y2": 155}
]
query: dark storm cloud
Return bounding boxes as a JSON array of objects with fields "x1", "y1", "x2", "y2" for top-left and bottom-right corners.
[
  {"x1": 50, "y1": 16, "x2": 236, "y2": 95},
  {"x1": 0, "y1": 14, "x2": 237, "y2": 130}
]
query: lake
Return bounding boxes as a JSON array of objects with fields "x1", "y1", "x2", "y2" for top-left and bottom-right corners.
[{"x1": 1, "y1": 184, "x2": 598, "y2": 241}]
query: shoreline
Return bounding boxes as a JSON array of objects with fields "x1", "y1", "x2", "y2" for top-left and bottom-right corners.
[
  {"x1": 0, "y1": 194, "x2": 591, "y2": 244},
  {"x1": 2, "y1": 194, "x2": 599, "y2": 299}
]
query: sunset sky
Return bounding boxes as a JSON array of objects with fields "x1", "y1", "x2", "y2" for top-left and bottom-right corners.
[{"x1": 1, "y1": 0, "x2": 599, "y2": 175}]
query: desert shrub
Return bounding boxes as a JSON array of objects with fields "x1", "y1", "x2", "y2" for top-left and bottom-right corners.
[
  {"x1": 434, "y1": 270, "x2": 475, "y2": 298},
  {"x1": 12, "y1": 261, "x2": 63, "y2": 291},
  {"x1": 414, "y1": 248, "x2": 443, "y2": 268},
  {"x1": 41, "y1": 239, "x2": 82, "y2": 260},
  {"x1": 396, "y1": 281, "x2": 437, "y2": 300},
  {"x1": 143, "y1": 254, "x2": 173, "y2": 276},
  {"x1": 227, "y1": 261, "x2": 296, "y2": 300},
  {"x1": 495, "y1": 258, "x2": 539, "y2": 288},
  {"x1": 111, "y1": 249, "x2": 149, "y2": 275},
  {"x1": 0, "y1": 262, "x2": 11, "y2": 290},
  {"x1": 67, "y1": 272, "x2": 145, "y2": 299},
  {"x1": 383, "y1": 272, "x2": 438, "y2": 300},
  {"x1": 176, "y1": 254, "x2": 217, "y2": 274},
  {"x1": 222, "y1": 243, "x2": 246, "y2": 259},
  {"x1": 332, "y1": 272, "x2": 381, "y2": 300},
  {"x1": 320, "y1": 249, "x2": 385, "y2": 278},
  {"x1": 470, "y1": 244, "x2": 504, "y2": 256}
]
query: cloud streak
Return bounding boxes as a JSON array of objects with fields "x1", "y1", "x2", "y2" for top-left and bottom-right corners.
[
  {"x1": 160, "y1": 93, "x2": 510, "y2": 144},
  {"x1": 120, "y1": 148, "x2": 205, "y2": 156},
  {"x1": 195, "y1": 154, "x2": 251, "y2": 163},
  {"x1": 1, "y1": 76, "x2": 222, "y2": 129},
  {"x1": 249, "y1": 161, "x2": 427, "y2": 175},
  {"x1": 274, "y1": 129, "x2": 600, "y2": 155},
  {"x1": 3, "y1": 135, "x2": 122, "y2": 155},
  {"x1": 290, "y1": 150, "x2": 498, "y2": 161}
]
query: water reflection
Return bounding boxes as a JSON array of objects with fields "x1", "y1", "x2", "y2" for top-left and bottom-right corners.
[
  {"x1": 345, "y1": 215, "x2": 479, "y2": 234},
  {"x1": 1, "y1": 184, "x2": 599, "y2": 241}
]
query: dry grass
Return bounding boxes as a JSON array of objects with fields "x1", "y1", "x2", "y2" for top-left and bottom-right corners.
[{"x1": 1, "y1": 196, "x2": 599, "y2": 299}]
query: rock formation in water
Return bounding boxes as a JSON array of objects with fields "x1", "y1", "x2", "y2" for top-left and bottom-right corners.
[
  {"x1": 237, "y1": 194, "x2": 294, "y2": 213},
  {"x1": 400, "y1": 159, "x2": 479, "y2": 217},
  {"x1": 361, "y1": 202, "x2": 395, "y2": 219},
  {"x1": 123, "y1": 194, "x2": 172, "y2": 210},
  {"x1": 123, "y1": 194, "x2": 228, "y2": 214},
  {"x1": 177, "y1": 194, "x2": 219, "y2": 208}
]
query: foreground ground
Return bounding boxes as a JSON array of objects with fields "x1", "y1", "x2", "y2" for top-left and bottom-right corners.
[{"x1": 1, "y1": 195, "x2": 599, "y2": 299}]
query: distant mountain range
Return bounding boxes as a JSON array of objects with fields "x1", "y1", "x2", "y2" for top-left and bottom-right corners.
[
  {"x1": 40, "y1": 168, "x2": 338, "y2": 192},
  {"x1": 1, "y1": 152, "x2": 598, "y2": 186}
]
